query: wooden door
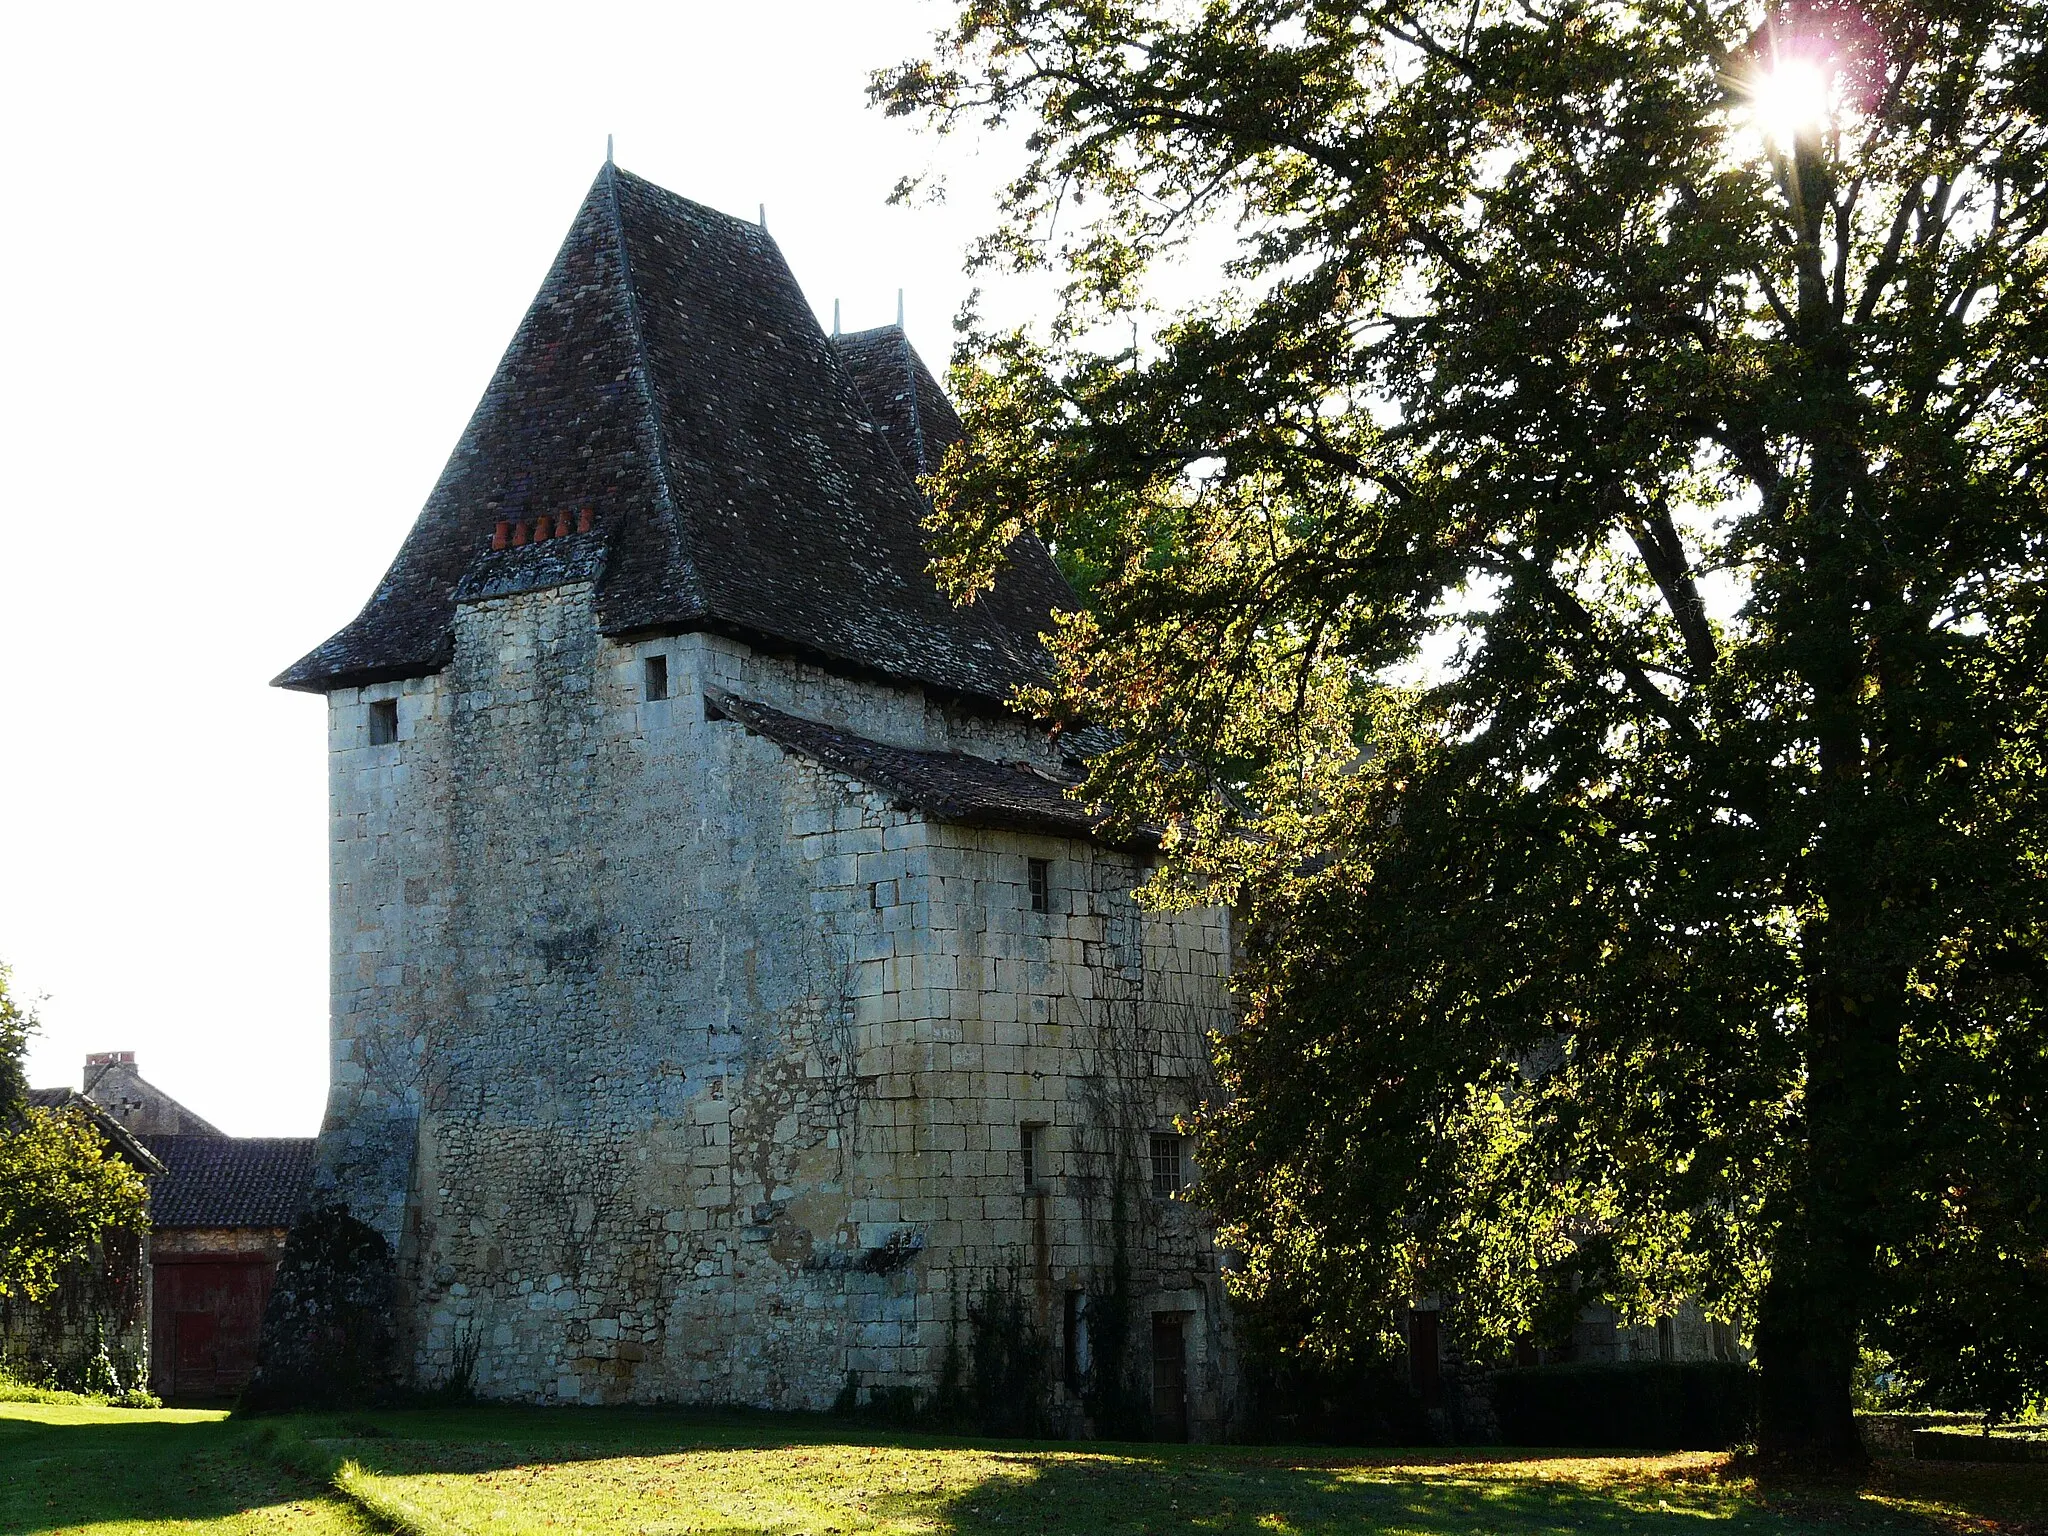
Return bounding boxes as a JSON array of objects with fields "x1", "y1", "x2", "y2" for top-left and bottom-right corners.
[
  {"x1": 174, "y1": 1311, "x2": 219, "y2": 1398},
  {"x1": 1150, "y1": 1312, "x2": 1189, "y2": 1441},
  {"x1": 152, "y1": 1259, "x2": 275, "y2": 1400}
]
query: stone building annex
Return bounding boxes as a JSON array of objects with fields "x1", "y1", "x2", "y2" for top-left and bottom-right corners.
[{"x1": 274, "y1": 161, "x2": 1237, "y2": 1434}]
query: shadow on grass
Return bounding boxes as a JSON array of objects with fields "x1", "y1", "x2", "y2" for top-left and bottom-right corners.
[
  {"x1": 11, "y1": 1404, "x2": 2040, "y2": 1536},
  {"x1": 0, "y1": 1412, "x2": 357, "y2": 1535},
  {"x1": 298, "y1": 1409, "x2": 1988, "y2": 1536}
]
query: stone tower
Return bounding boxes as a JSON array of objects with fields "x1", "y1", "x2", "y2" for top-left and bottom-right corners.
[{"x1": 275, "y1": 163, "x2": 1236, "y2": 1433}]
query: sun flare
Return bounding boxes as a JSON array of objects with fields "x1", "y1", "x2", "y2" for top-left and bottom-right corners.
[{"x1": 1746, "y1": 56, "x2": 1833, "y2": 146}]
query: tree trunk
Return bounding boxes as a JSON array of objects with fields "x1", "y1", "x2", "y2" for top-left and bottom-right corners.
[
  {"x1": 1754, "y1": 1229, "x2": 1866, "y2": 1461},
  {"x1": 1754, "y1": 899, "x2": 1904, "y2": 1462}
]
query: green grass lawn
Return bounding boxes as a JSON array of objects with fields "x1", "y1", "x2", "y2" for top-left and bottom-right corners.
[
  {"x1": 0, "y1": 1403, "x2": 375, "y2": 1536},
  {"x1": 4, "y1": 1402, "x2": 2042, "y2": 1536}
]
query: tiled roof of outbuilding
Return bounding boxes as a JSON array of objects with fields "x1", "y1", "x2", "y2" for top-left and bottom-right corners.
[
  {"x1": 276, "y1": 165, "x2": 1071, "y2": 707},
  {"x1": 141, "y1": 1136, "x2": 316, "y2": 1230},
  {"x1": 707, "y1": 689, "x2": 1154, "y2": 849}
]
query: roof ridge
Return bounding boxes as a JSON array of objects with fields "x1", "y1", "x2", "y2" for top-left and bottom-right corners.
[
  {"x1": 897, "y1": 327, "x2": 929, "y2": 475},
  {"x1": 602, "y1": 162, "x2": 707, "y2": 618}
]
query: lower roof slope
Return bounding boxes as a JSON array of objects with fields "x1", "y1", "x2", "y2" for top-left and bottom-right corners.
[
  {"x1": 708, "y1": 689, "x2": 1154, "y2": 850},
  {"x1": 277, "y1": 166, "x2": 1072, "y2": 708}
]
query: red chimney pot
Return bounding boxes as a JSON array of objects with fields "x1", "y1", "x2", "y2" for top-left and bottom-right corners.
[
  {"x1": 510, "y1": 519, "x2": 528, "y2": 547},
  {"x1": 577, "y1": 506, "x2": 594, "y2": 534},
  {"x1": 492, "y1": 520, "x2": 510, "y2": 551}
]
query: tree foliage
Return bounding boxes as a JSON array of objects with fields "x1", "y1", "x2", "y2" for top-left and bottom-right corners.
[
  {"x1": 878, "y1": 0, "x2": 2048, "y2": 1451},
  {"x1": 0, "y1": 963, "x2": 149, "y2": 1308},
  {"x1": 0, "y1": 962, "x2": 32, "y2": 1123}
]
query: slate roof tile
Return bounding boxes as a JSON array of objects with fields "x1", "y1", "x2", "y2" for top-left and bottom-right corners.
[
  {"x1": 278, "y1": 167, "x2": 1071, "y2": 707},
  {"x1": 831, "y1": 324, "x2": 964, "y2": 477}
]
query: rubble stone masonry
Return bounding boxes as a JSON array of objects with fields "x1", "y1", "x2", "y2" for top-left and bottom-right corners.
[{"x1": 320, "y1": 578, "x2": 1237, "y2": 1431}]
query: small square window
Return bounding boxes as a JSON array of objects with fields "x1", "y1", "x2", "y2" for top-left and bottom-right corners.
[
  {"x1": 367, "y1": 698, "x2": 398, "y2": 746},
  {"x1": 1150, "y1": 1133, "x2": 1184, "y2": 1199},
  {"x1": 1021, "y1": 1123, "x2": 1045, "y2": 1190},
  {"x1": 1028, "y1": 857, "x2": 1052, "y2": 914},
  {"x1": 643, "y1": 654, "x2": 669, "y2": 702}
]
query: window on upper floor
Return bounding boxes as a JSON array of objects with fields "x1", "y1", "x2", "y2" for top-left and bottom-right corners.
[
  {"x1": 1150, "y1": 1133, "x2": 1185, "y2": 1199},
  {"x1": 644, "y1": 654, "x2": 669, "y2": 702},
  {"x1": 1021, "y1": 1122, "x2": 1047, "y2": 1190},
  {"x1": 1028, "y1": 857, "x2": 1052, "y2": 914},
  {"x1": 368, "y1": 698, "x2": 398, "y2": 746}
]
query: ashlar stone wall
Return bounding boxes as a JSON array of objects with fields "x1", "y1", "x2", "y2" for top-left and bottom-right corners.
[{"x1": 318, "y1": 578, "x2": 1237, "y2": 1433}]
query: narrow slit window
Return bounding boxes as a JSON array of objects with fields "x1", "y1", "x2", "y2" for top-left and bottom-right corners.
[
  {"x1": 1020, "y1": 1123, "x2": 1044, "y2": 1190},
  {"x1": 367, "y1": 698, "x2": 398, "y2": 746},
  {"x1": 1028, "y1": 857, "x2": 1052, "y2": 914},
  {"x1": 1150, "y1": 1133, "x2": 1184, "y2": 1199},
  {"x1": 643, "y1": 654, "x2": 669, "y2": 702}
]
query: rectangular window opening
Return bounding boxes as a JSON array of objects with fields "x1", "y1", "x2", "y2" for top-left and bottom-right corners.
[
  {"x1": 1149, "y1": 1133, "x2": 1184, "y2": 1199},
  {"x1": 1064, "y1": 1290, "x2": 1088, "y2": 1391},
  {"x1": 643, "y1": 654, "x2": 669, "y2": 702},
  {"x1": 1021, "y1": 1122, "x2": 1046, "y2": 1190},
  {"x1": 367, "y1": 698, "x2": 398, "y2": 746},
  {"x1": 1028, "y1": 857, "x2": 1052, "y2": 914}
]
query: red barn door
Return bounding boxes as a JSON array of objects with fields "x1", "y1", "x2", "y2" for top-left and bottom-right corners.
[{"x1": 151, "y1": 1258, "x2": 274, "y2": 1400}]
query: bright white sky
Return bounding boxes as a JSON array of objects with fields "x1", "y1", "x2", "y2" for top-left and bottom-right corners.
[{"x1": 0, "y1": 0, "x2": 1036, "y2": 1133}]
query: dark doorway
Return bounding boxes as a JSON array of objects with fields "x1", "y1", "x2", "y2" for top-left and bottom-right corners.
[
  {"x1": 1150, "y1": 1311, "x2": 1190, "y2": 1441},
  {"x1": 1408, "y1": 1308, "x2": 1443, "y2": 1408}
]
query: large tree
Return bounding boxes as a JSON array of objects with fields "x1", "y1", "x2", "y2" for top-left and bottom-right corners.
[{"x1": 879, "y1": 0, "x2": 2048, "y2": 1456}]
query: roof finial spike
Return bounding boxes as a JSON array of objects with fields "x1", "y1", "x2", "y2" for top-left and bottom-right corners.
[
  {"x1": 833, "y1": 298, "x2": 841, "y2": 337},
  {"x1": 758, "y1": 203, "x2": 767, "y2": 231},
  {"x1": 897, "y1": 288, "x2": 905, "y2": 328},
  {"x1": 606, "y1": 133, "x2": 614, "y2": 166}
]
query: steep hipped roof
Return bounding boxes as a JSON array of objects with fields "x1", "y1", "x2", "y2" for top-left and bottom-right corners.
[
  {"x1": 707, "y1": 689, "x2": 1155, "y2": 850},
  {"x1": 277, "y1": 166, "x2": 1072, "y2": 706},
  {"x1": 140, "y1": 1136, "x2": 316, "y2": 1229},
  {"x1": 831, "y1": 324, "x2": 963, "y2": 477}
]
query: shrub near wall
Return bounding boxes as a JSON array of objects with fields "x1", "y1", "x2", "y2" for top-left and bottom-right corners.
[
  {"x1": 239, "y1": 1205, "x2": 397, "y2": 1412},
  {"x1": 1489, "y1": 1362, "x2": 1758, "y2": 1449}
]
